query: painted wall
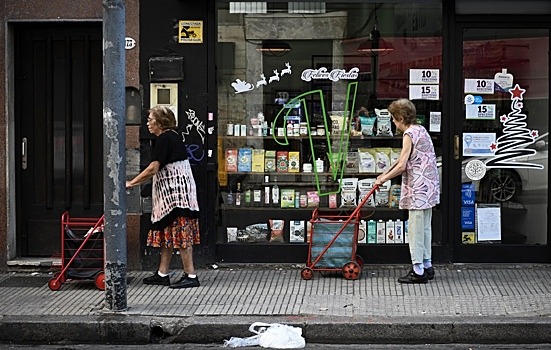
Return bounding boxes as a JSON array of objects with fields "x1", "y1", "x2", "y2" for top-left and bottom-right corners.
[{"x1": 138, "y1": 0, "x2": 216, "y2": 269}]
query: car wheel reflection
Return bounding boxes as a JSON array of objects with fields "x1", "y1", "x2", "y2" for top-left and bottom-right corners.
[{"x1": 480, "y1": 169, "x2": 521, "y2": 202}]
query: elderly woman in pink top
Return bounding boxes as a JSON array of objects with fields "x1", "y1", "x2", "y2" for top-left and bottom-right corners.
[{"x1": 375, "y1": 98, "x2": 440, "y2": 284}]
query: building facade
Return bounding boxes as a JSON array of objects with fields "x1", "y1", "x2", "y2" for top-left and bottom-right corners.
[{"x1": 0, "y1": 0, "x2": 549, "y2": 271}]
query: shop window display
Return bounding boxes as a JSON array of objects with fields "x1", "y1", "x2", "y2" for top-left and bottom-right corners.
[{"x1": 216, "y1": 3, "x2": 443, "y2": 249}]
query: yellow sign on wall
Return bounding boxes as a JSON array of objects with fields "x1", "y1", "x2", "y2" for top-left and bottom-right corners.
[{"x1": 178, "y1": 20, "x2": 203, "y2": 44}]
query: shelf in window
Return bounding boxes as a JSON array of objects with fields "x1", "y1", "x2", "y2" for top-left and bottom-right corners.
[
  {"x1": 221, "y1": 135, "x2": 404, "y2": 141},
  {"x1": 220, "y1": 204, "x2": 405, "y2": 212},
  {"x1": 226, "y1": 171, "x2": 381, "y2": 176}
]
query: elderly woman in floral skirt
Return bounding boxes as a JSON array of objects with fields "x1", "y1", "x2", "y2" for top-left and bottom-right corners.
[{"x1": 126, "y1": 105, "x2": 201, "y2": 289}]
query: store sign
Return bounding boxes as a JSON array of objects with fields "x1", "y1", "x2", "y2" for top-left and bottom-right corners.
[
  {"x1": 464, "y1": 79, "x2": 494, "y2": 94},
  {"x1": 125, "y1": 37, "x2": 136, "y2": 50},
  {"x1": 300, "y1": 67, "x2": 359, "y2": 82},
  {"x1": 178, "y1": 20, "x2": 203, "y2": 44},
  {"x1": 463, "y1": 133, "x2": 496, "y2": 156},
  {"x1": 465, "y1": 104, "x2": 496, "y2": 120},
  {"x1": 409, "y1": 69, "x2": 439, "y2": 84},
  {"x1": 409, "y1": 85, "x2": 439, "y2": 100}
]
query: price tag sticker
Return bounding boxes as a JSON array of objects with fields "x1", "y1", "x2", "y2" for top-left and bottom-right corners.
[
  {"x1": 409, "y1": 69, "x2": 439, "y2": 84},
  {"x1": 464, "y1": 79, "x2": 494, "y2": 94},
  {"x1": 466, "y1": 104, "x2": 496, "y2": 120},
  {"x1": 409, "y1": 85, "x2": 439, "y2": 100}
]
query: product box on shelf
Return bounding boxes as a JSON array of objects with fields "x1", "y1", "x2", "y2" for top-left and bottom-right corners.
[
  {"x1": 227, "y1": 227, "x2": 238, "y2": 242},
  {"x1": 237, "y1": 148, "x2": 252, "y2": 172},
  {"x1": 252, "y1": 149, "x2": 265, "y2": 172},
  {"x1": 388, "y1": 184, "x2": 401, "y2": 208},
  {"x1": 358, "y1": 220, "x2": 367, "y2": 243},
  {"x1": 395, "y1": 219, "x2": 404, "y2": 243},
  {"x1": 289, "y1": 220, "x2": 305, "y2": 242},
  {"x1": 376, "y1": 220, "x2": 386, "y2": 243},
  {"x1": 288, "y1": 151, "x2": 300, "y2": 172},
  {"x1": 375, "y1": 147, "x2": 392, "y2": 173},
  {"x1": 276, "y1": 151, "x2": 288, "y2": 172},
  {"x1": 375, "y1": 180, "x2": 391, "y2": 207},
  {"x1": 367, "y1": 220, "x2": 376, "y2": 243},
  {"x1": 358, "y1": 178, "x2": 376, "y2": 207},
  {"x1": 265, "y1": 150, "x2": 276, "y2": 172},
  {"x1": 328, "y1": 193, "x2": 338, "y2": 209},
  {"x1": 340, "y1": 178, "x2": 358, "y2": 207},
  {"x1": 307, "y1": 191, "x2": 319, "y2": 208},
  {"x1": 226, "y1": 148, "x2": 238, "y2": 172},
  {"x1": 358, "y1": 148, "x2": 376, "y2": 173},
  {"x1": 345, "y1": 151, "x2": 358, "y2": 173},
  {"x1": 391, "y1": 148, "x2": 401, "y2": 164},
  {"x1": 386, "y1": 219, "x2": 395, "y2": 243},
  {"x1": 280, "y1": 189, "x2": 295, "y2": 208}
]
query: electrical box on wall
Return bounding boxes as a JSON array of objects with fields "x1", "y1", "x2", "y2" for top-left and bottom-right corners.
[
  {"x1": 149, "y1": 56, "x2": 184, "y2": 82},
  {"x1": 150, "y1": 83, "x2": 178, "y2": 121}
]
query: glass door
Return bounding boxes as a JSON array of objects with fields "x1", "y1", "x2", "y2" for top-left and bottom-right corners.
[{"x1": 454, "y1": 24, "x2": 549, "y2": 262}]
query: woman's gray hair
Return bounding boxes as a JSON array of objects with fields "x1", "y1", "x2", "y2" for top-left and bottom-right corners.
[
  {"x1": 388, "y1": 98, "x2": 417, "y2": 125},
  {"x1": 149, "y1": 105, "x2": 177, "y2": 130}
]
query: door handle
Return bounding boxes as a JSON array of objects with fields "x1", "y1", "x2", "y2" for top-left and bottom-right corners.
[
  {"x1": 454, "y1": 135, "x2": 460, "y2": 160},
  {"x1": 22, "y1": 137, "x2": 27, "y2": 170}
]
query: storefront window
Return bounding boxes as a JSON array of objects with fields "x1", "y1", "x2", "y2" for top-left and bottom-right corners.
[
  {"x1": 461, "y1": 28, "x2": 549, "y2": 245},
  {"x1": 216, "y1": 2, "x2": 443, "y2": 248}
]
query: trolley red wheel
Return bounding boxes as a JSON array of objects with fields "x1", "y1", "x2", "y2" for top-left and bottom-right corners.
[
  {"x1": 94, "y1": 271, "x2": 105, "y2": 290},
  {"x1": 301, "y1": 267, "x2": 314, "y2": 280},
  {"x1": 54, "y1": 272, "x2": 67, "y2": 283},
  {"x1": 342, "y1": 261, "x2": 361, "y2": 280},
  {"x1": 355, "y1": 254, "x2": 364, "y2": 267},
  {"x1": 48, "y1": 278, "x2": 62, "y2": 291}
]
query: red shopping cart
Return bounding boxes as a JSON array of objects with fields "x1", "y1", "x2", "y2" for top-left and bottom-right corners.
[
  {"x1": 301, "y1": 185, "x2": 378, "y2": 280},
  {"x1": 48, "y1": 211, "x2": 105, "y2": 291}
]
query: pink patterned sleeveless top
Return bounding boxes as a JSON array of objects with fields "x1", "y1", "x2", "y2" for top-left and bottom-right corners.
[{"x1": 400, "y1": 125, "x2": 440, "y2": 209}]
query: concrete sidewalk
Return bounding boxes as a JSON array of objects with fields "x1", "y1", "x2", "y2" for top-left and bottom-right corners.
[{"x1": 0, "y1": 264, "x2": 550, "y2": 345}]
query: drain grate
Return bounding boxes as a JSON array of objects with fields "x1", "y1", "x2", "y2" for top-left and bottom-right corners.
[{"x1": 0, "y1": 276, "x2": 51, "y2": 288}]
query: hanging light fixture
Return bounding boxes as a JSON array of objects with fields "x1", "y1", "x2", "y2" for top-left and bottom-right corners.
[
  {"x1": 357, "y1": 24, "x2": 394, "y2": 55},
  {"x1": 256, "y1": 40, "x2": 292, "y2": 57}
]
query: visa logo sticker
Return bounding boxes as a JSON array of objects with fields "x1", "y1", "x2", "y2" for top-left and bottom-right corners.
[
  {"x1": 461, "y1": 184, "x2": 476, "y2": 206},
  {"x1": 461, "y1": 206, "x2": 475, "y2": 230}
]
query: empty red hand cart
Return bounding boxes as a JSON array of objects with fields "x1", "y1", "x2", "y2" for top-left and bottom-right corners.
[{"x1": 48, "y1": 211, "x2": 105, "y2": 291}]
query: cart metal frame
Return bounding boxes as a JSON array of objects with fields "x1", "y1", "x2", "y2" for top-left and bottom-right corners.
[
  {"x1": 301, "y1": 185, "x2": 378, "y2": 280},
  {"x1": 48, "y1": 211, "x2": 105, "y2": 291}
]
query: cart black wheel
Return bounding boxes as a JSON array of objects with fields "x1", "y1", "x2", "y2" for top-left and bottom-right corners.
[
  {"x1": 301, "y1": 267, "x2": 314, "y2": 280},
  {"x1": 355, "y1": 254, "x2": 364, "y2": 267},
  {"x1": 342, "y1": 261, "x2": 361, "y2": 280},
  {"x1": 94, "y1": 272, "x2": 105, "y2": 290},
  {"x1": 48, "y1": 278, "x2": 61, "y2": 291}
]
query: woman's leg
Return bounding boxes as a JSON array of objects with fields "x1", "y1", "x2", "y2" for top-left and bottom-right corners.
[
  {"x1": 178, "y1": 246, "x2": 195, "y2": 275},
  {"x1": 423, "y1": 208, "x2": 433, "y2": 261},
  {"x1": 407, "y1": 210, "x2": 424, "y2": 265},
  {"x1": 158, "y1": 246, "x2": 173, "y2": 274}
]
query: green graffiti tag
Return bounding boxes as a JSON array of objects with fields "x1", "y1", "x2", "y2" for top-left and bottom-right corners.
[{"x1": 271, "y1": 82, "x2": 358, "y2": 196}]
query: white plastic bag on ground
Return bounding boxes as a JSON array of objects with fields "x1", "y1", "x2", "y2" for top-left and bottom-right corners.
[
  {"x1": 223, "y1": 334, "x2": 261, "y2": 348},
  {"x1": 223, "y1": 322, "x2": 306, "y2": 349}
]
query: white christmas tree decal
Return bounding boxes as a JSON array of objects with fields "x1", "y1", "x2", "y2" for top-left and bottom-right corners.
[{"x1": 485, "y1": 84, "x2": 543, "y2": 170}]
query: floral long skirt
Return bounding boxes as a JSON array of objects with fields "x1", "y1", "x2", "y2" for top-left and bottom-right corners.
[{"x1": 146, "y1": 216, "x2": 200, "y2": 249}]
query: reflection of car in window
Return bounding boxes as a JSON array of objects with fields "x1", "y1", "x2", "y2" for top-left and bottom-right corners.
[{"x1": 439, "y1": 132, "x2": 548, "y2": 203}]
